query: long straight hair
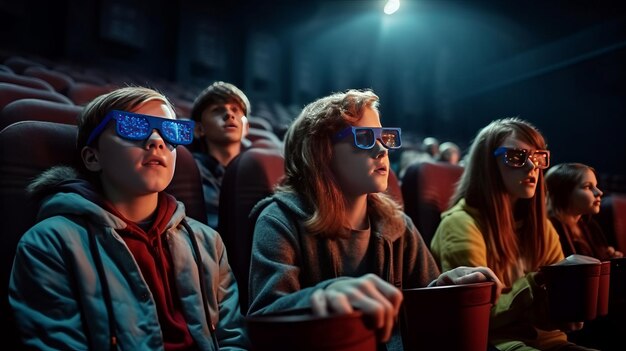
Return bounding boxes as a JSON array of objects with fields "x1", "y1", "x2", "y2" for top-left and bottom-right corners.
[
  {"x1": 451, "y1": 117, "x2": 549, "y2": 284},
  {"x1": 545, "y1": 162, "x2": 597, "y2": 218},
  {"x1": 279, "y1": 89, "x2": 405, "y2": 238}
]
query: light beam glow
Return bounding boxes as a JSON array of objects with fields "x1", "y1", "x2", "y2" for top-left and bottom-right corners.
[{"x1": 384, "y1": 0, "x2": 400, "y2": 15}]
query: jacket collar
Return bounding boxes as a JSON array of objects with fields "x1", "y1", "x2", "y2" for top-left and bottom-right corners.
[{"x1": 253, "y1": 191, "x2": 405, "y2": 241}]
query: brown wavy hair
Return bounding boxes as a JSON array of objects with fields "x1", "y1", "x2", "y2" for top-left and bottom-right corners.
[
  {"x1": 451, "y1": 117, "x2": 549, "y2": 283},
  {"x1": 278, "y1": 89, "x2": 405, "y2": 238}
]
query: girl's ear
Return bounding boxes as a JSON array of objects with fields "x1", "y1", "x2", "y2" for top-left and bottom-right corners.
[
  {"x1": 81, "y1": 146, "x2": 102, "y2": 172},
  {"x1": 194, "y1": 123, "x2": 204, "y2": 138}
]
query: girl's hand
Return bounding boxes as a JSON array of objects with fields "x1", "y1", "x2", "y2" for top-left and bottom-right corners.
[
  {"x1": 310, "y1": 274, "x2": 403, "y2": 342},
  {"x1": 431, "y1": 266, "x2": 504, "y2": 303},
  {"x1": 607, "y1": 246, "x2": 624, "y2": 258}
]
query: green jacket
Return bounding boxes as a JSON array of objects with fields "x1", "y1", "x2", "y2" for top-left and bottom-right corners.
[{"x1": 431, "y1": 199, "x2": 569, "y2": 350}]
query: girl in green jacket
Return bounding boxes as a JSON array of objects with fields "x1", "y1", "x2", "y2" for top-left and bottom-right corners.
[{"x1": 431, "y1": 117, "x2": 598, "y2": 351}]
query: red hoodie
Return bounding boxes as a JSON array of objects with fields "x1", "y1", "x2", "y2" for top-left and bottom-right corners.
[{"x1": 104, "y1": 192, "x2": 197, "y2": 351}]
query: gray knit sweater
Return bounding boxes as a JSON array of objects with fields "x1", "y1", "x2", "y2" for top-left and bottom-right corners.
[{"x1": 247, "y1": 191, "x2": 440, "y2": 350}]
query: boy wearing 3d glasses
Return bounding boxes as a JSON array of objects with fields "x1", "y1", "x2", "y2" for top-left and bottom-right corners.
[
  {"x1": 247, "y1": 89, "x2": 502, "y2": 350},
  {"x1": 9, "y1": 87, "x2": 249, "y2": 350}
]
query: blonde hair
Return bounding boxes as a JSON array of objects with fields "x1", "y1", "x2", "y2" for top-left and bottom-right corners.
[
  {"x1": 279, "y1": 89, "x2": 405, "y2": 238},
  {"x1": 452, "y1": 117, "x2": 549, "y2": 283},
  {"x1": 76, "y1": 86, "x2": 174, "y2": 177},
  {"x1": 77, "y1": 86, "x2": 174, "y2": 150}
]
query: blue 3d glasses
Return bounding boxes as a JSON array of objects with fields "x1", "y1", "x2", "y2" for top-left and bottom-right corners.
[
  {"x1": 333, "y1": 126, "x2": 402, "y2": 150},
  {"x1": 86, "y1": 110, "x2": 195, "y2": 147}
]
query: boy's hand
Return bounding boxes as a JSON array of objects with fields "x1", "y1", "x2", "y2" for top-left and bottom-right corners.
[
  {"x1": 431, "y1": 266, "x2": 503, "y2": 303},
  {"x1": 310, "y1": 274, "x2": 403, "y2": 343}
]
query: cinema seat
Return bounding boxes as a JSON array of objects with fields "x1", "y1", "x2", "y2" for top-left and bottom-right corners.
[
  {"x1": 0, "y1": 98, "x2": 82, "y2": 131},
  {"x1": 401, "y1": 161, "x2": 464, "y2": 246}
]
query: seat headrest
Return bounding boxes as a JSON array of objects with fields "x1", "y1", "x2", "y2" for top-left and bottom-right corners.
[
  {"x1": 401, "y1": 161, "x2": 464, "y2": 246},
  {"x1": 0, "y1": 98, "x2": 82, "y2": 131},
  {"x1": 66, "y1": 82, "x2": 116, "y2": 106},
  {"x1": 0, "y1": 82, "x2": 73, "y2": 111},
  {"x1": 218, "y1": 147, "x2": 285, "y2": 313},
  {"x1": 386, "y1": 169, "x2": 403, "y2": 207},
  {"x1": 245, "y1": 128, "x2": 283, "y2": 148},
  {"x1": 0, "y1": 71, "x2": 53, "y2": 91},
  {"x1": 164, "y1": 145, "x2": 207, "y2": 224},
  {"x1": 23, "y1": 66, "x2": 75, "y2": 94},
  {"x1": 0, "y1": 121, "x2": 78, "y2": 351}
]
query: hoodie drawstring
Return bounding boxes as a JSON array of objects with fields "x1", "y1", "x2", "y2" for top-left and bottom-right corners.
[
  {"x1": 182, "y1": 219, "x2": 220, "y2": 351},
  {"x1": 87, "y1": 225, "x2": 118, "y2": 351}
]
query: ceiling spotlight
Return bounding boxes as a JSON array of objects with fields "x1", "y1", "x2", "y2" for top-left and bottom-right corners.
[{"x1": 384, "y1": 0, "x2": 400, "y2": 15}]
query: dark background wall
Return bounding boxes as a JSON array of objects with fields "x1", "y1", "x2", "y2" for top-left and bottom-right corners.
[{"x1": 1, "y1": 0, "x2": 625, "y2": 185}]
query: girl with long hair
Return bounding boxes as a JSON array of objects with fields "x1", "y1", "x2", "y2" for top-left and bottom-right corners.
[
  {"x1": 431, "y1": 118, "x2": 597, "y2": 350},
  {"x1": 546, "y1": 163, "x2": 623, "y2": 260}
]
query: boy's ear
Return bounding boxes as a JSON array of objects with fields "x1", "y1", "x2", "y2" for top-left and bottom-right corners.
[
  {"x1": 242, "y1": 116, "x2": 250, "y2": 138},
  {"x1": 194, "y1": 123, "x2": 205, "y2": 138},
  {"x1": 81, "y1": 146, "x2": 102, "y2": 172}
]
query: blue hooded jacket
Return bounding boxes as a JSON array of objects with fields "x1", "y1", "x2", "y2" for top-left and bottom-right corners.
[{"x1": 9, "y1": 166, "x2": 249, "y2": 350}]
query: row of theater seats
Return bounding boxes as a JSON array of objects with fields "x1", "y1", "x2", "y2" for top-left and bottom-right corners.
[
  {"x1": 0, "y1": 70, "x2": 117, "y2": 107},
  {"x1": 598, "y1": 194, "x2": 626, "y2": 254},
  {"x1": 1, "y1": 54, "x2": 296, "y2": 134},
  {"x1": 1, "y1": 55, "x2": 195, "y2": 117},
  {"x1": 0, "y1": 67, "x2": 287, "y2": 145}
]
